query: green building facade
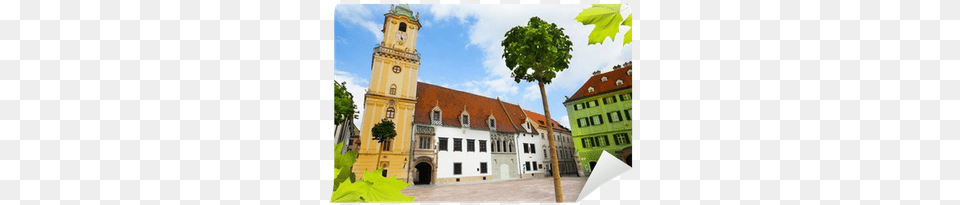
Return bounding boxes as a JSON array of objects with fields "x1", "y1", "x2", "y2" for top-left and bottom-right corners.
[{"x1": 563, "y1": 62, "x2": 633, "y2": 175}]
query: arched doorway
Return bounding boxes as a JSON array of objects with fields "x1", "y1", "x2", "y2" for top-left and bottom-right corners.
[{"x1": 414, "y1": 162, "x2": 432, "y2": 185}]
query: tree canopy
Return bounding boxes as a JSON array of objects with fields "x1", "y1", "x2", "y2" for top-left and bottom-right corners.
[
  {"x1": 334, "y1": 81, "x2": 357, "y2": 125},
  {"x1": 501, "y1": 16, "x2": 574, "y2": 84},
  {"x1": 370, "y1": 119, "x2": 397, "y2": 143}
]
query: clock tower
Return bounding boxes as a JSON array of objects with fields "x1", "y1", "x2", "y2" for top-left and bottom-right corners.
[{"x1": 353, "y1": 4, "x2": 421, "y2": 182}]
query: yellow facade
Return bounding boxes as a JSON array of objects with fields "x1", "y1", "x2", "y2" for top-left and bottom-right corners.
[{"x1": 352, "y1": 6, "x2": 422, "y2": 183}]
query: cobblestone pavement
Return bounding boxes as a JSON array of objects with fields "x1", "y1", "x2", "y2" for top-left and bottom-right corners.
[{"x1": 401, "y1": 176, "x2": 587, "y2": 203}]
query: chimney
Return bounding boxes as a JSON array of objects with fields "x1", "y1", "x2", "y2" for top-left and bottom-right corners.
[{"x1": 592, "y1": 70, "x2": 601, "y2": 75}]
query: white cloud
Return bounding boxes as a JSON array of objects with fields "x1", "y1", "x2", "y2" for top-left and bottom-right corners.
[
  {"x1": 560, "y1": 115, "x2": 570, "y2": 129},
  {"x1": 334, "y1": 70, "x2": 369, "y2": 129},
  {"x1": 335, "y1": 4, "x2": 384, "y2": 41},
  {"x1": 427, "y1": 4, "x2": 633, "y2": 105}
]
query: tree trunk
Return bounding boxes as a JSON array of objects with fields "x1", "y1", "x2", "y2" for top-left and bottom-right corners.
[
  {"x1": 538, "y1": 80, "x2": 564, "y2": 202},
  {"x1": 376, "y1": 141, "x2": 383, "y2": 175}
]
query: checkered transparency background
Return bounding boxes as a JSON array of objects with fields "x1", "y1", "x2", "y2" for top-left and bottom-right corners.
[{"x1": 1, "y1": 0, "x2": 958, "y2": 204}]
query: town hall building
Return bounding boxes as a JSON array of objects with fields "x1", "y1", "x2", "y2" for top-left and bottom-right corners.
[{"x1": 351, "y1": 5, "x2": 577, "y2": 185}]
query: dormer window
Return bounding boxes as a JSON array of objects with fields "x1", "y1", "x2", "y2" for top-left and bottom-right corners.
[
  {"x1": 615, "y1": 79, "x2": 624, "y2": 86},
  {"x1": 488, "y1": 117, "x2": 496, "y2": 130},
  {"x1": 601, "y1": 76, "x2": 608, "y2": 82},
  {"x1": 431, "y1": 107, "x2": 442, "y2": 125},
  {"x1": 587, "y1": 86, "x2": 595, "y2": 93},
  {"x1": 627, "y1": 68, "x2": 632, "y2": 76},
  {"x1": 460, "y1": 112, "x2": 470, "y2": 127}
]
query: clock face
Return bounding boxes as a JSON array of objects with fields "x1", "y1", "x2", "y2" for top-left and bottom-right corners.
[{"x1": 392, "y1": 66, "x2": 401, "y2": 73}]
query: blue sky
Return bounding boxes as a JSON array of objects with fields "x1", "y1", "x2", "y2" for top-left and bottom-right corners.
[{"x1": 335, "y1": 4, "x2": 632, "y2": 129}]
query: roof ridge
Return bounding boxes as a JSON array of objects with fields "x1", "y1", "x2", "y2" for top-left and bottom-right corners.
[{"x1": 417, "y1": 81, "x2": 504, "y2": 103}]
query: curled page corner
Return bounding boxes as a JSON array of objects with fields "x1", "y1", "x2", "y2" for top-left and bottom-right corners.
[{"x1": 576, "y1": 151, "x2": 632, "y2": 202}]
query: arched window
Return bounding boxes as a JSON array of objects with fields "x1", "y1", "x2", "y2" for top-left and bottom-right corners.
[
  {"x1": 386, "y1": 107, "x2": 395, "y2": 118},
  {"x1": 390, "y1": 84, "x2": 397, "y2": 95},
  {"x1": 399, "y1": 22, "x2": 407, "y2": 32}
]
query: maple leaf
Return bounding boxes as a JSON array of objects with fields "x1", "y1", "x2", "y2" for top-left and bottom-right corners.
[
  {"x1": 331, "y1": 168, "x2": 365, "y2": 202},
  {"x1": 359, "y1": 169, "x2": 416, "y2": 202},
  {"x1": 575, "y1": 4, "x2": 623, "y2": 45},
  {"x1": 334, "y1": 141, "x2": 357, "y2": 170},
  {"x1": 333, "y1": 141, "x2": 357, "y2": 190},
  {"x1": 622, "y1": 13, "x2": 632, "y2": 46}
]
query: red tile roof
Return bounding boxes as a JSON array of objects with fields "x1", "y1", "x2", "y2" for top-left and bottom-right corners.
[
  {"x1": 522, "y1": 109, "x2": 570, "y2": 132},
  {"x1": 415, "y1": 82, "x2": 535, "y2": 134},
  {"x1": 564, "y1": 64, "x2": 633, "y2": 104},
  {"x1": 497, "y1": 101, "x2": 538, "y2": 135}
]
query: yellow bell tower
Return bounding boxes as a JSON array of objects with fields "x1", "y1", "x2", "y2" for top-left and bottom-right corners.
[{"x1": 353, "y1": 4, "x2": 421, "y2": 182}]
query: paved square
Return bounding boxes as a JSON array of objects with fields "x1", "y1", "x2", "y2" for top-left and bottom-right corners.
[{"x1": 401, "y1": 176, "x2": 587, "y2": 203}]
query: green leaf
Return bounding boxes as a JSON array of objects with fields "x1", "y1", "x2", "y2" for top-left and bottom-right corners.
[
  {"x1": 334, "y1": 141, "x2": 357, "y2": 170},
  {"x1": 359, "y1": 169, "x2": 416, "y2": 202},
  {"x1": 622, "y1": 13, "x2": 632, "y2": 45},
  {"x1": 330, "y1": 169, "x2": 367, "y2": 203},
  {"x1": 333, "y1": 142, "x2": 358, "y2": 191},
  {"x1": 575, "y1": 4, "x2": 623, "y2": 45}
]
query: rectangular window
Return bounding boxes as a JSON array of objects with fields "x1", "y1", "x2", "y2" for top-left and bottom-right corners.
[
  {"x1": 489, "y1": 119, "x2": 496, "y2": 129},
  {"x1": 577, "y1": 118, "x2": 586, "y2": 127},
  {"x1": 581, "y1": 138, "x2": 593, "y2": 148},
  {"x1": 438, "y1": 137, "x2": 448, "y2": 151},
  {"x1": 603, "y1": 96, "x2": 617, "y2": 104},
  {"x1": 467, "y1": 139, "x2": 475, "y2": 152},
  {"x1": 607, "y1": 111, "x2": 622, "y2": 123},
  {"x1": 574, "y1": 103, "x2": 584, "y2": 110},
  {"x1": 532, "y1": 162, "x2": 538, "y2": 171},
  {"x1": 454, "y1": 163, "x2": 462, "y2": 175},
  {"x1": 590, "y1": 115, "x2": 604, "y2": 125},
  {"x1": 594, "y1": 135, "x2": 609, "y2": 146},
  {"x1": 620, "y1": 93, "x2": 632, "y2": 101},
  {"x1": 480, "y1": 162, "x2": 488, "y2": 174},
  {"x1": 531, "y1": 144, "x2": 535, "y2": 154},
  {"x1": 479, "y1": 140, "x2": 487, "y2": 152},
  {"x1": 624, "y1": 109, "x2": 632, "y2": 121},
  {"x1": 419, "y1": 137, "x2": 431, "y2": 149},
  {"x1": 614, "y1": 133, "x2": 631, "y2": 145},
  {"x1": 525, "y1": 162, "x2": 531, "y2": 171},
  {"x1": 453, "y1": 138, "x2": 462, "y2": 152},
  {"x1": 382, "y1": 169, "x2": 388, "y2": 177},
  {"x1": 462, "y1": 115, "x2": 469, "y2": 125},
  {"x1": 523, "y1": 143, "x2": 529, "y2": 153},
  {"x1": 432, "y1": 111, "x2": 440, "y2": 121}
]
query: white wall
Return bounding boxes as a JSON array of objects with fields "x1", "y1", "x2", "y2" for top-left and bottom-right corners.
[
  {"x1": 435, "y1": 126, "x2": 492, "y2": 179},
  {"x1": 516, "y1": 130, "x2": 546, "y2": 174}
]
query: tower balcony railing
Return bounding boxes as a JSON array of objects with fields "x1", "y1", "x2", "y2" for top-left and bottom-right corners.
[{"x1": 374, "y1": 44, "x2": 421, "y2": 62}]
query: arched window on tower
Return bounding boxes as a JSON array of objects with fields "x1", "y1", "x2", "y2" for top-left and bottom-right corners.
[
  {"x1": 399, "y1": 22, "x2": 407, "y2": 32},
  {"x1": 390, "y1": 84, "x2": 397, "y2": 95},
  {"x1": 386, "y1": 107, "x2": 395, "y2": 118}
]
